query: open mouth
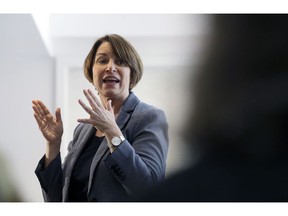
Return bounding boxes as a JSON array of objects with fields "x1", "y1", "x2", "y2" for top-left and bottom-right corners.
[{"x1": 103, "y1": 76, "x2": 120, "y2": 84}]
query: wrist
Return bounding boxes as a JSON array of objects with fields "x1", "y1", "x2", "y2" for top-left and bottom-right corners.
[
  {"x1": 45, "y1": 140, "x2": 61, "y2": 159},
  {"x1": 104, "y1": 126, "x2": 122, "y2": 141},
  {"x1": 108, "y1": 145, "x2": 117, "y2": 153},
  {"x1": 44, "y1": 149, "x2": 60, "y2": 168}
]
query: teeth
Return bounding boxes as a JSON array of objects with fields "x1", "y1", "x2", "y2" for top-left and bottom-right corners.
[
  {"x1": 103, "y1": 77, "x2": 119, "y2": 82},
  {"x1": 105, "y1": 78, "x2": 117, "y2": 81}
]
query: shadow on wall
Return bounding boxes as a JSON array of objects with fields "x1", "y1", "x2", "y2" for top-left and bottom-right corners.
[{"x1": 0, "y1": 148, "x2": 22, "y2": 202}]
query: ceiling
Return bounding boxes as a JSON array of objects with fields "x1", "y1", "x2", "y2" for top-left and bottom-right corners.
[
  {"x1": 34, "y1": 14, "x2": 212, "y2": 68},
  {"x1": 0, "y1": 14, "x2": 212, "y2": 68}
]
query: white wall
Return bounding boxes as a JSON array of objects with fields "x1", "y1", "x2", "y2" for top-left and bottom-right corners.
[
  {"x1": 0, "y1": 14, "x2": 210, "y2": 201},
  {"x1": 0, "y1": 14, "x2": 54, "y2": 201}
]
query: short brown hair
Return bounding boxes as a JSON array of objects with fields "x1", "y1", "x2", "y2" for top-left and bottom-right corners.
[{"x1": 84, "y1": 34, "x2": 143, "y2": 91}]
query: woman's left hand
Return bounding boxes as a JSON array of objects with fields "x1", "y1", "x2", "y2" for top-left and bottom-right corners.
[{"x1": 77, "y1": 89, "x2": 117, "y2": 134}]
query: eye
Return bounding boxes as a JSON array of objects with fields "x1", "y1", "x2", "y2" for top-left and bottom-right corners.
[
  {"x1": 115, "y1": 59, "x2": 127, "y2": 66},
  {"x1": 96, "y1": 57, "x2": 108, "y2": 64}
]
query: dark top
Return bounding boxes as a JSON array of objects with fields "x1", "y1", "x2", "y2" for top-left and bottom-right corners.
[
  {"x1": 68, "y1": 134, "x2": 104, "y2": 202},
  {"x1": 139, "y1": 152, "x2": 288, "y2": 202}
]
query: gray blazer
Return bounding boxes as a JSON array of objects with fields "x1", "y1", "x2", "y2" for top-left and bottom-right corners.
[{"x1": 35, "y1": 92, "x2": 169, "y2": 201}]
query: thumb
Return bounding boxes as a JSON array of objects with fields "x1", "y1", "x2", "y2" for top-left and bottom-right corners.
[{"x1": 55, "y1": 107, "x2": 62, "y2": 124}]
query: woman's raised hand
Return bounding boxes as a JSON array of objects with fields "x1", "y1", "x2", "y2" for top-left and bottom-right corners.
[
  {"x1": 77, "y1": 89, "x2": 117, "y2": 134},
  {"x1": 32, "y1": 100, "x2": 63, "y2": 146}
]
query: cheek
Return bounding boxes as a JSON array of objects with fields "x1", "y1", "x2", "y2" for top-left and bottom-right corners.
[
  {"x1": 92, "y1": 66, "x2": 101, "y2": 81},
  {"x1": 123, "y1": 69, "x2": 131, "y2": 83},
  {"x1": 92, "y1": 72, "x2": 97, "y2": 82},
  {"x1": 92, "y1": 71, "x2": 101, "y2": 89}
]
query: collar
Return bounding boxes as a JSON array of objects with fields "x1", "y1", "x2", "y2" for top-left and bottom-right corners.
[{"x1": 116, "y1": 92, "x2": 140, "y2": 130}]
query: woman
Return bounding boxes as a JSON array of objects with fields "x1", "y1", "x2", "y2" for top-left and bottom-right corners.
[{"x1": 32, "y1": 34, "x2": 169, "y2": 202}]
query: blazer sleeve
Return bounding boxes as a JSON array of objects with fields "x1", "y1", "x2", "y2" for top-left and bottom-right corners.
[
  {"x1": 34, "y1": 153, "x2": 63, "y2": 202},
  {"x1": 104, "y1": 107, "x2": 169, "y2": 196},
  {"x1": 34, "y1": 124, "x2": 83, "y2": 202}
]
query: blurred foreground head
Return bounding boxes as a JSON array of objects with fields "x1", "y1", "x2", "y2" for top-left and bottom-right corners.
[
  {"x1": 138, "y1": 15, "x2": 288, "y2": 201},
  {"x1": 189, "y1": 15, "x2": 288, "y2": 161},
  {"x1": 0, "y1": 152, "x2": 21, "y2": 201}
]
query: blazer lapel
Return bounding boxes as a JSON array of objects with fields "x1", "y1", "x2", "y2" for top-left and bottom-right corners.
[
  {"x1": 116, "y1": 92, "x2": 140, "y2": 130},
  {"x1": 87, "y1": 92, "x2": 140, "y2": 191}
]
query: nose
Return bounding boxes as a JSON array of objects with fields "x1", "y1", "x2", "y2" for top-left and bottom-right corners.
[{"x1": 106, "y1": 59, "x2": 117, "y2": 72}]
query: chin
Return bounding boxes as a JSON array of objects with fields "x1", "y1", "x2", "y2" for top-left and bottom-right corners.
[
  {"x1": 102, "y1": 90, "x2": 118, "y2": 98},
  {"x1": 101, "y1": 88, "x2": 129, "y2": 100}
]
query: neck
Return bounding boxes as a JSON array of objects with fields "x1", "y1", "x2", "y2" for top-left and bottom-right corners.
[
  {"x1": 99, "y1": 93, "x2": 129, "y2": 116},
  {"x1": 95, "y1": 130, "x2": 104, "y2": 137}
]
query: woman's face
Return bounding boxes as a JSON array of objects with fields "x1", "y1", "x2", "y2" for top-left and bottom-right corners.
[{"x1": 92, "y1": 42, "x2": 131, "y2": 102}]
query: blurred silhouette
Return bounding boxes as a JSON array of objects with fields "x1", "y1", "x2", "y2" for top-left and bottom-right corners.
[
  {"x1": 139, "y1": 14, "x2": 288, "y2": 201},
  {"x1": 0, "y1": 150, "x2": 21, "y2": 201}
]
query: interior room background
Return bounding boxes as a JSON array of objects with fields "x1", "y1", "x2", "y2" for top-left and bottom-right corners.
[{"x1": 0, "y1": 14, "x2": 211, "y2": 201}]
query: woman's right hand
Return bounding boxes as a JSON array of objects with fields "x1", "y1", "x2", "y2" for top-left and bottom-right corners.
[{"x1": 32, "y1": 100, "x2": 63, "y2": 147}]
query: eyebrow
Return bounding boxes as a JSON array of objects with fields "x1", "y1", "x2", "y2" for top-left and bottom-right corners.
[{"x1": 96, "y1": 53, "x2": 107, "y2": 57}]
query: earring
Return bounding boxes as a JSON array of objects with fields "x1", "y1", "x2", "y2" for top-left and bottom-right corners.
[{"x1": 92, "y1": 84, "x2": 100, "y2": 95}]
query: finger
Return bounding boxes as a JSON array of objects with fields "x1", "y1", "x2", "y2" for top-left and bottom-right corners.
[
  {"x1": 55, "y1": 107, "x2": 62, "y2": 124},
  {"x1": 82, "y1": 89, "x2": 97, "y2": 111},
  {"x1": 33, "y1": 112, "x2": 41, "y2": 126},
  {"x1": 32, "y1": 101, "x2": 48, "y2": 125},
  {"x1": 106, "y1": 100, "x2": 114, "y2": 114},
  {"x1": 78, "y1": 99, "x2": 93, "y2": 115},
  {"x1": 32, "y1": 102, "x2": 46, "y2": 119},
  {"x1": 36, "y1": 100, "x2": 51, "y2": 115},
  {"x1": 87, "y1": 89, "x2": 102, "y2": 107},
  {"x1": 32, "y1": 100, "x2": 41, "y2": 114},
  {"x1": 32, "y1": 100, "x2": 50, "y2": 117},
  {"x1": 33, "y1": 113, "x2": 46, "y2": 130},
  {"x1": 32, "y1": 103, "x2": 41, "y2": 116},
  {"x1": 77, "y1": 118, "x2": 95, "y2": 125}
]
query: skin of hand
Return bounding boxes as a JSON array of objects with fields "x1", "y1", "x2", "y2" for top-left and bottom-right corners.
[
  {"x1": 32, "y1": 100, "x2": 63, "y2": 167},
  {"x1": 77, "y1": 89, "x2": 123, "y2": 152},
  {"x1": 77, "y1": 89, "x2": 116, "y2": 133}
]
